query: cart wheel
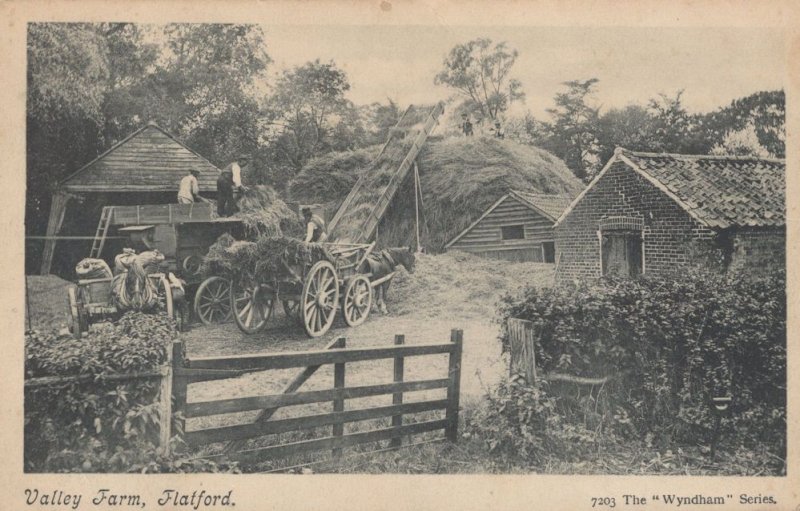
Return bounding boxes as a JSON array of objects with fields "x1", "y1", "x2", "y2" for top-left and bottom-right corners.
[
  {"x1": 67, "y1": 287, "x2": 82, "y2": 339},
  {"x1": 302, "y1": 261, "x2": 339, "y2": 338},
  {"x1": 194, "y1": 277, "x2": 233, "y2": 325},
  {"x1": 282, "y1": 299, "x2": 302, "y2": 323},
  {"x1": 157, "y1": 275, "x2": 179, "y2": 328},
  {"x1": 231, "y1": 281, "x2": 274, "y2": 334},
  {"x1": 343, "y1": 276, "x2": 373, "y2": 327}
]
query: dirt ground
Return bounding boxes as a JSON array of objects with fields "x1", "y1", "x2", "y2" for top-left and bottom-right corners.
[{"x1": 180, "y1": 252, "x2": 554, "y2": 434}]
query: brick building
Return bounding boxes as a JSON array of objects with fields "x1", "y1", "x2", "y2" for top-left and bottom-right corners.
[{"x1": 554, "y1": 148, "x2": 785, "y2": 281}]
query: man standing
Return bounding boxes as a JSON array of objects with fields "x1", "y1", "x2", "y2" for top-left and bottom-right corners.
[
  {"x1": 216, "y1": 168, "x2": 236, "y2": 217},
  {"x1": 302, "y1": 207, "x2": 328, "y2": 243},
  {"x1": 177, "y1": 169, "x2": 201, "y2": 204}
]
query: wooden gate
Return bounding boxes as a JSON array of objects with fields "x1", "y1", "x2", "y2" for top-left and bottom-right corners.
[{"x1": 169, "y1": 330, "x2": 463, "y2": 467}]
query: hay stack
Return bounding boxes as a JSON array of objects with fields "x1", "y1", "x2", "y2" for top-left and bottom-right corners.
[
  {"x1": 287, "y1": 135, "x2": 584, "y2": 252},
  {"x1": 234, "y1": 185, "x2": 303, "y2": 238}
]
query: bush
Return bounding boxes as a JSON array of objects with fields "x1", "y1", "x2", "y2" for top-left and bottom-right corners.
[
  {"x1": 495, "y1": 270, "x2": 786, "y2": 457},
  {"x1": 25, "y1": 311, "x2": 176, "y2": 472}
]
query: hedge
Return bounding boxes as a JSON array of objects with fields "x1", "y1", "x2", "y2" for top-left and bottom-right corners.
[{"x1": 495, "y1": 270, "x2": 785, "y2": 456}]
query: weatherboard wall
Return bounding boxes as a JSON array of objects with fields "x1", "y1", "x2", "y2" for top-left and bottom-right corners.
[
  {"x1": 447, "y1": 195, "x2": 554, "y2": 262},
  {"x1": 62, "y1": 125, "x2": 221, "y2": 193}
]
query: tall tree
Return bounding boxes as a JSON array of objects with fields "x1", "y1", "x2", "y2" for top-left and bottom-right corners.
[
  {"x1": 434, "y1": 38, "x2": 524, "y2": 123},
  {"x1": 595, "y1": 104, "x2": 659, "y2": 163},
  {"x1": 262, "y1": 59, "x2": 361, "y2": 176},
  {"x1": 540, "y1": 79, "x2": 601, "y2": 180}
]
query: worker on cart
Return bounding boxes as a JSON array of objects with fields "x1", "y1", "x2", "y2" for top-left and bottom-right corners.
[
  {"x1": 302, "y1": 207, "x2": 328, "y2": 243},
  {"x1": 216, "y1": 168, "x2": 237, "y2": 217},
  {"x1": 177, "y1": 169, "x2": 203, "y2": 204}
]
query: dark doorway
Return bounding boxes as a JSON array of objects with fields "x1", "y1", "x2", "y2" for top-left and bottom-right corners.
[
  {"x1": 601, "y1": 232, "x2": 642, "y2": 277},
  {"x1": 542, "y1": 242, "x2": 555, "y2": 263}
]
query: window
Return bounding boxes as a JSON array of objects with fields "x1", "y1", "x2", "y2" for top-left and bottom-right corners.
[{"x1": 501, "y1": 225, "x2": 525, "y2": 240}]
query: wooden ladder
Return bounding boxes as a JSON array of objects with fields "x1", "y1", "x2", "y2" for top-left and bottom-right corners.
[{"x1": 89, "y1": 206, "x2": 114, "y2": 259}]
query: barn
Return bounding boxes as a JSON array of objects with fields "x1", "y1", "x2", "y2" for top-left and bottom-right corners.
[
  {"x1": 554, "y1": 147, "x2": 785, "y2": 281},
  {"x1": 40, "y1": 123, "x2": 222, "y2": 275},
  {"x1": 444, "y1": 190, "x2": 573, "y2": 262}
]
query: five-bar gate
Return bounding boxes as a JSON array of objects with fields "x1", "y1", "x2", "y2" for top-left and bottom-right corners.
[{"x1": 169, "y1": 330, "x2": 463, "y2": 467}]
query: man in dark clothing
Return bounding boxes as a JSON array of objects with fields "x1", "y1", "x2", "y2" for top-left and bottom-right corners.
[
  {"x1": 216, "y1": 169, "x2": 236, "y2": 217},
  {"x1": 302, "y1": 207, "x2": 328, "y2": 243}
]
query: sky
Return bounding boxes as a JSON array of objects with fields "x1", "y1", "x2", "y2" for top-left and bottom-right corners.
[{"x1": 262, "y1": 25, "x2": 785, "y2": 119}]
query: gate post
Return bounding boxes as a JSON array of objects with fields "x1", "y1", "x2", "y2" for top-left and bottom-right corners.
[
  {"x1": 390, "y1": 334, "x2": 405, "y2": 448},
  {"x1": 171, "y1": 340, "x2": 188, "y2": 451},
  {"x1": 508, "y1": 318, "x2": 537, "y2": 384},
  {"x1": 332, "y1": 337, "x2": 346, "y2": 457},
  {"x1": 158, "y1": 348, "x2": 174, "y2": 455},
  {"x1": 445, "y1": 329, "x2": 463, "y2": 442}
]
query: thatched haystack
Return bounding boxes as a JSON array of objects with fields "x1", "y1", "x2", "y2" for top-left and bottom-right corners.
[{"x1": 288, "y1": 136, "x2": 584, "y2": 252}]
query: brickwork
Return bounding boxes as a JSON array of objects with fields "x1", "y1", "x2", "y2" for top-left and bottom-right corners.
[
  {"x1": 729, "y1": 227, "x2": 785, "y2": 275},
  {"x1": 555, "y1": 160, "x2": 717, "y2": 281}
]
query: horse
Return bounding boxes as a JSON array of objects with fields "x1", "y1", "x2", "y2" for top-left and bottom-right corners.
[{"x1": 360, "y1": 247, "x2": 416, "y2": 314}]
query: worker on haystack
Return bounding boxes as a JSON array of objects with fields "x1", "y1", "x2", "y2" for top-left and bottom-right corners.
[
  {"x1": 492, "y1": 120, "x2": 505, "y2": 139},
  {"x1": 461, "y1": 114, "x2": 474, "y2": 137},
  {"x1": 177, "y1": 168, "x2": 202, "y2": 204},
  {"x1": 216, "y1": 167, "x2": 237, "y2": 217},
  {"x1": 226, "y1": 155, "x2": 249, "y2": 192},
  {"x1": 302, "y1": 207, "x2": 328, "y2": 243}
]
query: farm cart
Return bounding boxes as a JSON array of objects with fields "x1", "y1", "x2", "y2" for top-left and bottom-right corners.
[
  {"x1": 67, "y1": 273, "x2": 184, "y2": 338},
  {"x1": 90, "y1": 203, "x2": 248, "y2": 326},
  {"x1": 230, "y1": 242, "x2": 386, "y2": 338}
]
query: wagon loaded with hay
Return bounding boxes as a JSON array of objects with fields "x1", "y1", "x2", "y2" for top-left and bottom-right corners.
[{"x1": 202, "y1": 234, "x2": 383, "y2": 337}]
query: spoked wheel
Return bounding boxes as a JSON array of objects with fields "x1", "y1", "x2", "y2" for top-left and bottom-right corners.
[
  {"x1": 343, "y1": 276, "x2": 372, "y2": 327},
  {"x1": 231, "y1": 281, "x2": 274, "y2": 334},
  {"x1": 194, "y1": 276, "x2": 234, "y2": 325},
  {"x1": 156, "y1": 275, "x2": 184, "y2": 331},
  {"x1": 302, "y1": 261, "x2": 339, "y2": 338}
]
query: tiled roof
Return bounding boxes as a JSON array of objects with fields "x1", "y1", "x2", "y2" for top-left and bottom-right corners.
[
  {"x1": 619, "y1": 149, "x2": 785, "y2": 229},
  {"x1": 511, "y1": 190, "x2": 574, "y2": 221}
]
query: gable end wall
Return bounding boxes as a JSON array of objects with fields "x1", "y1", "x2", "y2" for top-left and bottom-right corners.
[{"x1": 555, "y1": 160, "x2": 716, "y2": 281}]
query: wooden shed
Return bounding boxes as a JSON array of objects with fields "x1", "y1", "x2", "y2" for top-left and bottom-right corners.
[
  {"x1": 40, "y1": 123, "x2": 222, "y2": 274},
  {"x1": 444, "y1": 190, "x2": 573, "y2": 262}
]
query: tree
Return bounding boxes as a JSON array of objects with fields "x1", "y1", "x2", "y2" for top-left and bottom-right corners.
[
  {"x1": 710, "y1": 123, "x2": 771, "y2": 157},
  {"x1": 434, "y1": 38, "x2": 524, "y2": 123},
  {"x1": 540, "y1": 79, "x2": 601, "y2": 180},
  {"x1": 595, "y1": 104, "x2": 659, "y2": 163},
  {"x1": 262, "y1": 60, "x2": 361, "y2": 175}
]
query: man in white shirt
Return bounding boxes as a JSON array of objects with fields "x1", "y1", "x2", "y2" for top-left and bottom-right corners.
[
  {"x1": 177, "y1": 169, "x2": 201, "y2": 204},
  {"x1": 227, "y1": 155, "x2": 249, "y2": 190}
]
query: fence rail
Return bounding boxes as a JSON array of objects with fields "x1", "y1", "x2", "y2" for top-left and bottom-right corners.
[{"x1": 173, "y1": 329, "x2": 463, "y2": 466}]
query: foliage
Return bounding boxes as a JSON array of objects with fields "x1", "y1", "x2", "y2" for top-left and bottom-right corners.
[
  {"x1": 24, "y1": 312, "x2": 176, "y2": 472},
  {"x1": 435, "y1": 38, "x2": 525, "y2": 122},
  {"x1": 495, "y1": 270, "x2": 785, "y2": 460},
  {"x1": 262, "y1": 59, "x2": 364, "y2": 174},
  {"x1": 538, "y1": 79, "x2": 601, "y2": 180}
]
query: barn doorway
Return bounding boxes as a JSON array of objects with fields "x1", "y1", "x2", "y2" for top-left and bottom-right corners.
[{"x1": 542, "y1": 242, "x2": 555, "y2": 263}]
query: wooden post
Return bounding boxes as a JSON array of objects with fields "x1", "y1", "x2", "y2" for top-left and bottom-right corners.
[
  {"x1": 332, "y1": 337, "x2": 346, "y2": 457},
  {"x1": 158, "y1": 348, "x2": 174, "y2": 455},
  {"x1": 508, "y1": 318, "x2": 537, "y2": 384},
  {"x1": 413, "y1": 162, "x2": 421, "y2": 252},
  {"x1": 40, "y1": 191, "x2": 70, "y2": 275},
  {"x1": 390, "y1": 334, "x2": 405, "y2": 448},
  {"x1": 171, "y1": 341, "x2": 188, "y2": 450},
  {"x1": 445, "y1": 329, "x2": 463, "y2": 442}
]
